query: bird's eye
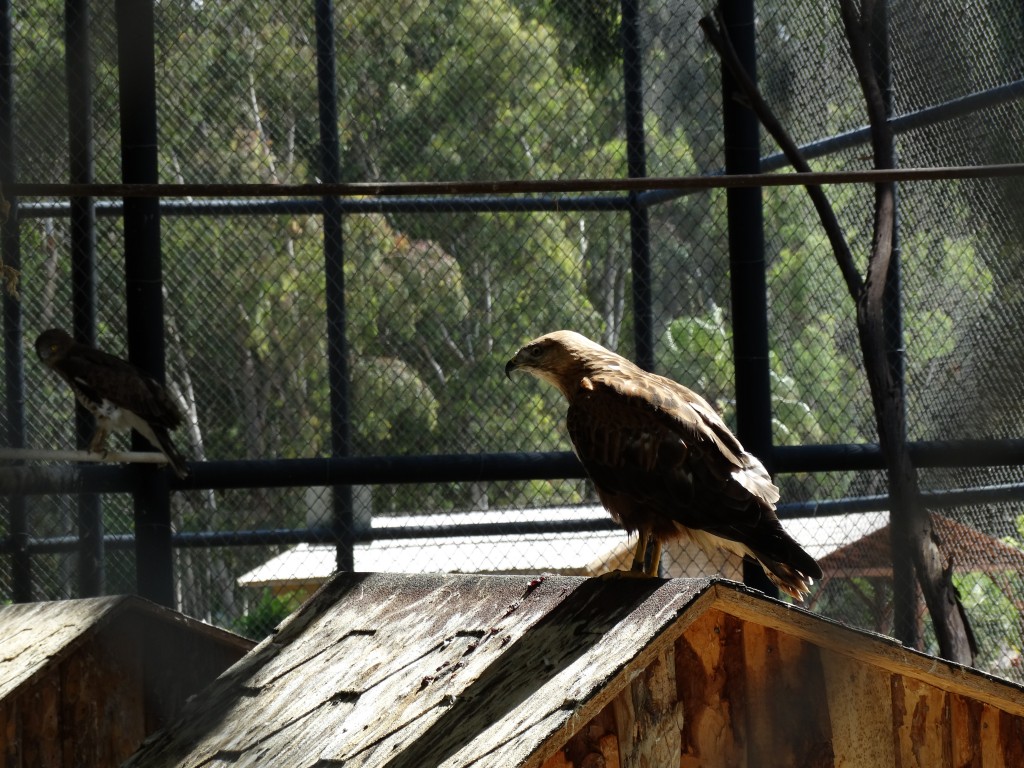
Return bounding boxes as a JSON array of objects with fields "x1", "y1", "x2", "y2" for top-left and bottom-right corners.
[
  {"x1": 527, "y1": 346, "x2": 544, "y2": 358},
  {"x1": 50, "y1": 345, "x2": 58, "y2": 352}
]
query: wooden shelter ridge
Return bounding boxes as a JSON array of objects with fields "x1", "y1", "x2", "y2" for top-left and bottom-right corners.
[
  {"x1": 0, "y1": 595, "x2": 253, "y2": 768},
  {"x1": 124, "y1": 572, "x2": 1024, "y2": 768}
]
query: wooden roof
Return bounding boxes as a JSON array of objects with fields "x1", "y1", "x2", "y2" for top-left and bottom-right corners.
[
  {"x1": 124, "y1": 572, "x2": 1024, "y2": 768},
  {"x1": 0, "y1": 595, "x2": 252, "y2": 703},
  {"x1": 818, "y1": 513, "x2": 1024, "y2": 577}
]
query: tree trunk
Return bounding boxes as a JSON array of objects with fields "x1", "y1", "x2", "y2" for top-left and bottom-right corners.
[
  {"x1": 702, "y1": 0, "x2": 976, "y2": 664},
  {"x1": 856, "y1": 289, "x2": 973, "y2": 663}
]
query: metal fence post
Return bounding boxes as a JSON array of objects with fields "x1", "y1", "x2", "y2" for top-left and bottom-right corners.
[
  {"x1": 872, "y1": 0, "x2": 915, "y2": 649},
  {"x1": 66, "y1": 0, "x2": 103, "y2": 597},
  {"x1": 315, "y1": 0, "x2": 355, "y2": 571},
  {"x1": 720, "y1": 0, "x2": 778, "y2": 597},
  {"x1": 0, "y1": 0, "x2": 29, "y2": 602},
  {"x1": 620, "y1": 0, "x2": 654, "y2": 370},
  {"x1": 116, "y1": 0, "x2": 174, "y2": 606}
]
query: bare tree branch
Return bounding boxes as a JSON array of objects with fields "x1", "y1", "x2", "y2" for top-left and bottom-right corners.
[
  {"x1": 838, "y1": 0, "x2": 974, "y2": 665},
  {"x1": 699, "y1": 12, "x2": 863, "y2": 301},
  {"x1": 703, "y1": 2, "x2": 976, "y2": 664}
]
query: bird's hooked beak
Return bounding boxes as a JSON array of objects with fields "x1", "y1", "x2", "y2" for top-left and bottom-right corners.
[{"x1": 504, "y1": 357, "x2": 519, "y2": 380}]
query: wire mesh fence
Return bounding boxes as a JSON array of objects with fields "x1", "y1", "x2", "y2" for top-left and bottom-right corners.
[{"x1": 1, "y1": 0, "x2": 1024, "y2": 682}]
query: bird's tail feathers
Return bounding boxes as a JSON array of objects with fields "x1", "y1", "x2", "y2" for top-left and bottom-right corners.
[
  {"x1": 751, "y1": 527, "x2": 822, "y2": 601},
  {"x1": 755, "y1": 555, "x2": 819, "y2": 602},
  {"x1": 149, "y1": 426, "x2": 190, "y2": 479},
  {"x1": 688, "y1": 525, "x2": 821, "y2": 602}
]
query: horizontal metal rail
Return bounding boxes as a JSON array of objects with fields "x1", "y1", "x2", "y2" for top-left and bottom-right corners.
[
  {"x1": 19, "y1": 192, "x2": 635, "y2": 218},
  {"x1": 8, "y1": 163, "x2": 1024, "y2": 203},
  {"x1": 638, "y1": 77, "x2": 1024, "y2": 207},
  {"x1": 16, "y1": 74, "x2": 1021, "y2": 222},
  {"x1": 5, "y1": 438, "x2": 1024, "y2": 496},
  {"x1": 6, "y1": 480, "x2": 1024, "y2": 556}
]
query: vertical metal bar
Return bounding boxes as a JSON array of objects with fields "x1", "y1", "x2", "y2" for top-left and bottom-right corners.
[
  {"x1": 66, "y1": 0, "x2": 103, "y2": 597},
  {"x1": 720, "y1": 0, "x2": 777, "y2": 597},
  {"x1": 314, "y1": 0, "x2": 354, "y2": 571},
  {"x1": 620, "y1": 0, "x2": 654, "y2": 371},
  {"x1": 116, "y1": 0, "x2": 173, "y2": 606},
  {"x1": 872, "y1": 0, "x2": 914, "y2": 647},
  {"x1": 0, "y1": 0, "x2": 30, "y2": 601}
]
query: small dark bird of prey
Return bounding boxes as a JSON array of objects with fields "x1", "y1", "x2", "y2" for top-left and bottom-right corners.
[
  {"x1": 506, "y1": 330, "x2": 821, "y2": 599},
  {"x1": 36, "y1": 328, "x2": 189, "y2": 478}
]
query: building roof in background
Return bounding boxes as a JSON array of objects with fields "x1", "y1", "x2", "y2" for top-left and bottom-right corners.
[{"x1": 238, "y1": 507, "x2": 892, "y2": 589}]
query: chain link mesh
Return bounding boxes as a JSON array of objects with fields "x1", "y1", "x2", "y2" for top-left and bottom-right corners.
[{"x1": 1, "y1": 0, "x2": 1023, "y2": 681}]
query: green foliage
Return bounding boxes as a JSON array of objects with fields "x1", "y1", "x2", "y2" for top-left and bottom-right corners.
[
  {"x1": 950, "y1": 571, "x2": 1021, "y2": 677},
  {"x1": 9, "y1": 0, "x2": 1022, "y2": 670},
  {"x1": 659, "y1": 306, "x2": 734, "y2": 406},
  {"x1": 234, "y1": 589, "x2": 300, "y2": 640},
  {"x1": 352, "y1": 356, "x2": 439, "y2": 454}
]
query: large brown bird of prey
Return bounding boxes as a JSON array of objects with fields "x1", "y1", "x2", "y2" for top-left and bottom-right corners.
[
  {"x1": 506, "y1": 330, "x2": 821, "y2": 599},
  {"x1": 35, "y1": 328, "x2": 189, "y2": 478}
]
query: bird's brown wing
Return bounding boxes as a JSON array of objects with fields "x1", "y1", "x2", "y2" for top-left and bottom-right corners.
[
  {"x1": 566, "y1": 371, "x2": 819, "y2": 581},
  {"x1": 54, "y1": 344, "x2": 183, "y2": 429}
]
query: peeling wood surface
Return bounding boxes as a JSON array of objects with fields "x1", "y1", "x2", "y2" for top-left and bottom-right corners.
[
  {"x1": 124, "y1": 575, "x2": 1024, "y2": 768},
  {"x1": 820, "y1": 645, "x2": 895, "y2": 766}
]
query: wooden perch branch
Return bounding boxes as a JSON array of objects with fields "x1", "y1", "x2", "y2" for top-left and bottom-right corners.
[{"x1": 0, "y1": 448, "x2": 172, "y2": 465}]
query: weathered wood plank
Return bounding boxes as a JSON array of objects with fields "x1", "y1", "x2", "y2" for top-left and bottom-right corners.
[
  {"x1": 540, "y1": 750, "x2": 573, "y2": 768},
  {"x1": 61, "y1": 640, "x2": 99, "y2": 766},
  {"x1": 891, "y1": 674, "x2": 952, "y2": 768},
  {"x1": 599, "y1": 733, "x2": 620, "y2": 768},
  {"x1": 978, "y1": 702, "x2": 1002, "y2": 765},
  {"x1": 820, "y1": 647, "x2": 895, "y2": 768},
  {"x1": 949, "y1": 694, "x2": 984, "y2": 768},
  {"x1": 713, "y1": 585, "x2": 1024, "y2": 717},
  {"x1": 102, "y1": 625, "x2": 147, "y2": 762},
  {"x1": 677, "y1": 609, "x2": 746, "y2": 768},
  {"x1": 556, "y1": 695, "x2": 616, "y2": 767},
  {"x1": 20, "y1": 676, "x2": 59, "y2": 767},
  {"x1": 136, "y1": 611, "x2": 252, "y2": 733},
  {"x1": 740, "y1": 621, "x2": 833, "y2": 767},
  {"x1": 0, "y1": 697, "x2": 20, "y2": 768},
  {"x1": 610, "y1": 647, "x2": 682, "y2": 767},
  {"x1": 0, "y1": 597, "x2": 128, "y2": 701},
  {"x1": 999, "y1": 708, "x2": 1024, "y2": 766}
]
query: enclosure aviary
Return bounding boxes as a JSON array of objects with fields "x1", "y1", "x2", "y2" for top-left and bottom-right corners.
[
  {"x1": 506, "y1": 330, "x2": 821, "y2": 599},
  {"x1": 35, "y1": 328, "x2": 190, "y2": 478}
]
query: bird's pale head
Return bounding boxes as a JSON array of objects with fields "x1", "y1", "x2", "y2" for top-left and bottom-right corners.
[
  {"x1": 35, "y1": 328, "x2": 75, "y2": 366},
  {"x1": 506, "y1": 330, "x2": 623, "y2": 399}
]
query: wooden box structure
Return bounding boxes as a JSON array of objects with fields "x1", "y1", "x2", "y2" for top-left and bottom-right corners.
[
  {"x1": 0, "y1": 595, "x2": 253, "y2": 767},
  {"x1": 126, "y1": 573, "x2": 1024, "y2": 768}
]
